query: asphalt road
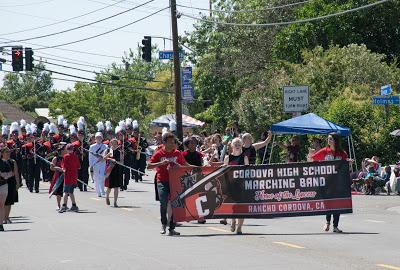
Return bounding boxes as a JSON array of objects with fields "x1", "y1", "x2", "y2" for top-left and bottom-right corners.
[{"x1": 2, "y1": 171, "x2": 400, "y2": 270}]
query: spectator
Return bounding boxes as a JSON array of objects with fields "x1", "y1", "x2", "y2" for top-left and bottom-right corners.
[{"x1": 277, "y1": 136, "x2": 301, "y2": 163}]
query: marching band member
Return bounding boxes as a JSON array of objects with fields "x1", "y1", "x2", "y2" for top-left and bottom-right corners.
[
  {"x1": 77, "y1": 118, "x2": 90, "y2": 192},
  {"x1": 89, "y1": 131, "x2": 108, "y2": 197},
  {"x1": 105, "y1": 134, "x2": 123, "y2": 207},
  {"x1": 8, "y1": 122, "x2": 23, "y2": 183},
  {"x1": 1, "y1": 126, "x2": 8, "y2": 142},
  {"x1": 19, "y1": 120, "x2": 28, "y2": 181},
  {"x1": 132, "y1": 121, "x2": 148, "y2": 182}
]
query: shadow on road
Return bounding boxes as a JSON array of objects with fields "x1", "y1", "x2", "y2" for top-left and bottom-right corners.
[
  {"x1": 76, "y1": 210, "x2": 97, "y2": 214},
  {"x1": 7, "y1": 221, "x2": 34, "y2": 224},
  {"x1": 179, "y1": 232, "x2": 379, "y2": 237},
  {"x1": 117, "y1": 206, "x2": 140, "y2": 209},
  {"x1": 125, "y1": 190, "x2": 148, "y2": 193}
]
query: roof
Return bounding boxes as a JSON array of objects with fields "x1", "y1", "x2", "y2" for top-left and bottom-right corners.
[
  {"x1": 271, "y1": 113, "x2": 351, "y2": 136},
  {"x1": 0, "y1": 100, "x2": 35, "y2": 123},
  {"x1": 150, "y1": 114, "x2": 205, "y2": 128},
  {"x1": 34, "y1": 108, "x2": 54, "y2": 122}
]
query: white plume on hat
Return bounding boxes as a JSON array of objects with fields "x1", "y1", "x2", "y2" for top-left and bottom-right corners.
[
  {"x1": 63, "y1": 119, "x2": 68, "y2": 129},
  {"x1": 78, "y1": 116, "x2": 85, "y2": 124},
  {"x1": 43, "y1": 123, "x2": 50, "y2": 133},
  {"x1": 69, "y1": 124, "x2": 77, "y2": 135},
  {"x1": 77, "y1": 118, "x2": 85, "y2": 132},
  {"x1": 162, "y1": 127, "x2": 168, "y2": 136},
  {"x1": 20, "y1": 119, "x2": 27, "y2": 128},
  {"x1": 132, "y1": 120, "x2": 139, "y2": 130},
  {"x1": 169, "y1": 120, "x2": 176, "y2": 132},
  {"x1": 57, "y1": 115, "x2": 64, "y2": 126},
  {"x1": 125, "y1": 118, "x2": 132, "y2": 127},
  {"x1": 10, "y1": 122, "x2": 19, "y2": 134},
  {"x1": 96, "y1": 121, "x2": 105, "y2": 132},
  {"x1": 118, "y1": 120, "x2": 126, "y2": 131},
  {"x1": 30, "y1": 123, "x2": 37, "y2": 134},
  {"x1": 25, "y1": 124, "x2": 32, "y2": 135},
  {"x1": 105, "y1": 121, "x2": 112, "y2": 131},
  {"x1": 49, "y1": 123, "x2": 57, "y2": 134},
  {"x1": 2, "y1": 125, "x2": 9, "y2": 136},
  {"x1": 115, "y1": 126, "x2": 122, "y2": 134}
]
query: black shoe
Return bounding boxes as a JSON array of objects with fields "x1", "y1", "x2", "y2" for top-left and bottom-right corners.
[
  {"x1": 197, "y1": 220, "x2": 206, "y2": 224},
  {"x1": 35, "y1": 190, "x2": 39, "y2": 193},
  {"x1": 0, "y1": 225, "x2": 4, "y2": 231},
  {"x1": 70, "y1": 205, "x2": 79, "y2": 212},
  {"x1": 168, "y1": 229, "x2": 180, "y2": 236},
  {"x1": 29, "y1": 189, "x2": 33, "y2": 193},
  {"x1": 135, "y1": 179, "x2": 139, "y2": 183},
  {"x1": 220, "y1": 219, "x2": 228, "y2": 225}
]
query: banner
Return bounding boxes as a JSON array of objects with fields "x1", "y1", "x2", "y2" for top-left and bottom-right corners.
[{"x1": 169, "y1": 160, "x2": 352, "y2": 222}]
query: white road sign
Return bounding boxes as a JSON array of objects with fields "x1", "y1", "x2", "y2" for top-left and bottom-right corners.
[{"x1": 283, "y1": 85, "x2": 309, "y2": 113}]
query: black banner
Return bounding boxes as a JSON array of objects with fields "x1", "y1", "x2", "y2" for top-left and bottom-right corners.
[{"x1": 169, "y1": 160, "x2": 353, "y2": 222}]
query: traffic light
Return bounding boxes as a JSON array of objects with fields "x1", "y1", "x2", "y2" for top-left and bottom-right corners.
[
  {"x1": 141, "y1": 36, "x2": 151, "y2": 62},
  {"x1": 25, "y1": 47, "x2": 34, "y2": 71},
  {"x1": 11, "y1": 47, "x2": 23, "y2": 72}
]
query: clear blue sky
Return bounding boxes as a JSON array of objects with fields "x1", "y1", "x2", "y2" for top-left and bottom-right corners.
[{"x1": 0, "y1": 0, "x2": 209, "y2": 90}]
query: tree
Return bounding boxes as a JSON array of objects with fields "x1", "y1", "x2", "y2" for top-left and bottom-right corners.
[
  {"x1": 0, "y1": 62, "x2": 54, "y2": 111},
  {"x1": 49, "y1": 48, "x2": 171, "y2": 130},
  {"x1": 273, "y1": 0, "x2": 400, "y2": 63}
]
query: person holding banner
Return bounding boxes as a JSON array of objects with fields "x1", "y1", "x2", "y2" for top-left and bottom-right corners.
[
  {"x1": 148, "y1": 132, "x2": 189, "y2": 236},
  {"x1": 311, "y1": 134, "x2": 348, "y2": 233},
  {"x1": 58, "y1": 144, "x2": 81, "y2": 213},
  {"x1": 50, "y1": 145, "x2": 66, "y2": 211},
  {"x1": 224, "y1": 137, "x2": 249, "y2": 235}
]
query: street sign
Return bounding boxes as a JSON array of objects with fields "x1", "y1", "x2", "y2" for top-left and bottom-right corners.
[
  {"x1": 381, "y1": 84, "x2": 392, "y2": 96},
  {"x1": 372, "y1": 95, "x2": 400, "y2": 105},
  {"x1": 159, "y1": 50, "x2": 184, "y2": 60},
  {"x1": 283, "y1": 85, "x2": 309, "y2": 113},
  {"x1": 181, "y1": 66, "x2": 193, "y2": 103}
]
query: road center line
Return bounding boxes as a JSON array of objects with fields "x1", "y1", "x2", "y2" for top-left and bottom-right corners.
[
  {"x1": 90, "y1": 198, "x2": 101, "y2": 201},
  {"x1": 377, "y1": 264, "x2": 400, "y2": 270},
  {"x1": 365, "y1": 219, "x2": 385, "y2": 223},
  {"x1": 121, "y1": 208, "x2": 133, "y2": 212},
  {"x1": 206, "y1": 226, "x2": 231, "y2": 233},
  {"x1": 273, "y1": 241, "x2": 305, "y2": 249}
]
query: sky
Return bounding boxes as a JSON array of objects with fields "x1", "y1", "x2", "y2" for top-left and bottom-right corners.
[{"x1": 0, "y1": 0, "x2": 209, "y2": 90}]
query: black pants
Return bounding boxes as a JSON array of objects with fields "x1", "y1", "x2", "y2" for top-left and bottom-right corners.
[
  {"x1": 41, "y1": 159, "x2": 51, "y2": 182},
  {"x1": 78, "y1": 164, "x2": 89, "y2": 191},
  {"x1": 123, "y1": 156, "x2": 131, "y2": 187},
  {"x1": 22, "y1": 158, "x2": 28, "y2": 181},
  {"x1": 326, "y1": 213, "x2": 340, "y2": 227},
  {"x1": 133, "y1": 154, "x2": 146, "y2": 181},
  {"x1": 27, "y1": 158, "x2": 41, "y2": 192}
]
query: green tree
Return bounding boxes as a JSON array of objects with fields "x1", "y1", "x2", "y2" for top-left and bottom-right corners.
[
  {"x1": 273, "y1": 0, "x2": 400, "y2": 63},
  {"x1": 0, "y1": 62, "x2": 54, "y2": 111}
]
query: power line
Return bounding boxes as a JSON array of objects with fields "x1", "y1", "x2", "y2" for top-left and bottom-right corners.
[
  {"x1": 38, "y1": 67, "x2": 173, "y2": 93},
  {"x1": 0, "y1": 0, "x2": 56, "y2": 8},
  {"x1": 36, "y1": 52, "x2": 110, "y2": 68},
  {"x1": 38, "y1": 59, "x2": 168, "y2": 83},
  {"x1": 0, "y1": 0, "x2": 129, "y2": 36},
  {"x1": 180, "y1": 0, "x2": 390, "y2": 27},
  {"x1": 0, "y1": 0, "x2": 155, "y2": 44},
  {"x1": 87, "y1": 0, "x2": 171, "y2": 17},
  {"x1": 177, "y1": 0, "x2": 310, "y2": 13},
  {"x1": 34, "y1": 6, "x2": 170, "y2": 50},
  {"x1": 36, "y1": 54, "x2": 109, "y2": 69}
]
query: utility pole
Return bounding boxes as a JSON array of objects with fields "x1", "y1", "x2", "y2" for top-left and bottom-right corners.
[
  {"x1": 209, "y1": 0, "x2": 213, "y2": 17},
  {"x1": 170, "y1": 0, "x2": 183, "y2": 142}
]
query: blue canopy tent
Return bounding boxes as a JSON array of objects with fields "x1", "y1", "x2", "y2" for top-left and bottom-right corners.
[{"x1": 266, "y1": 113, "x2": 356, "y2": 169}]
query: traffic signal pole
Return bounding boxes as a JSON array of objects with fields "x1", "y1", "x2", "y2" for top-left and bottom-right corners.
[{"x1": 170, "y1": 0, "x2": 183, "y2": 142}]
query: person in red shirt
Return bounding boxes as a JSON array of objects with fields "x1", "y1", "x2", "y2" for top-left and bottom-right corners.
[
  {"x1": 311, "y1": 133, "x2": 349, "y2": 233},
  {"x1": 59, "y1": 144, "x2": 81, "y2": 213},
  {"x1": 148, "y1": 132, "x2": 189, "y2": 236}
]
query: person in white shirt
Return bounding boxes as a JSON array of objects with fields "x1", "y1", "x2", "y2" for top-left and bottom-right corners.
[{"x1": 89, "y1": 132, "x2": 108, "y2": 197}]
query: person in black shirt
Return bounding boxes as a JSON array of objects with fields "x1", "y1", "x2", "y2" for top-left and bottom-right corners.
[
  {"x1": 182, "y1": 137, "x2": 204, "y2": 167},
  {"x1": 242, "y1": 131, "x2": 272, "y2": 164}
]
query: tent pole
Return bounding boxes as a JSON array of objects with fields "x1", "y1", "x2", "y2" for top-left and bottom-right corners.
[
  {"x1": 268, "y1": 135, "x2": 276, "y2": 164},
  {"x1": 347, "y1": 136, "x2": 353, "y2": 172},
  {"x1": 261, "y1": 136, "x2": 270, "y2": 164},
  {"x1": 351, "y1": 135, "x2": 358, "y2": 171}
]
